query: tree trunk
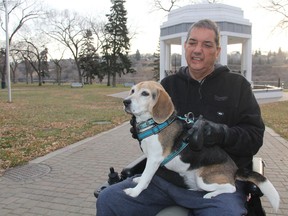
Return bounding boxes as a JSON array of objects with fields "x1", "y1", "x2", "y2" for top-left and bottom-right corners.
[
  {"x1": 107, "y1": 72, "x2": 111, "y2": 86},
  {"x1": 38, "y1": 73, "x2": 42, "y2": 86},
  {"x1": 26, "y1": 70, "x2": 29, "y2": 84},
  {"x1": 30, "y1": 72, "x2": 33, "y2": 84},
  {"x1": 58, "y1": 70, "x2": 62, "y2": 85},
  {"x1": 112, "y1": 73, "x2": 116, "y2": 87},
  {"x1": 12, "y1": 70, "x2": 16, "y2": 84},
  {"x1": 1, "y1": 66, "x2": 6, "y2": 89}
]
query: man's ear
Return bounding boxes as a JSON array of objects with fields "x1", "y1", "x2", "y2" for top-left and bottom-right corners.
[{"x1": 216, "y1": 46, "x2": 221, "y2": 59}]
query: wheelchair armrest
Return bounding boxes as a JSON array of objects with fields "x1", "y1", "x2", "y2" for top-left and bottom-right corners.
[
  {"x1": 94, "y1": 182, "x2": 110, "y2": 198},
  {"x1": 244, "y1": 157, "x2": 265, "y2": 197},
  {"x1": 120, "y1": 155, "x2": 147, "y2": 180},
  {"x1": 252, "y1": 157, "x2": 265, "y2": 175},
  {"x1": 94, "y1": 155, "x2": 146, "y2": 198}
]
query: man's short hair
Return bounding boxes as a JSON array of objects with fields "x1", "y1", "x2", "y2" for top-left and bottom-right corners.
[{"x1": 186, "y1": 19, "x2": 220, "y2": 47}]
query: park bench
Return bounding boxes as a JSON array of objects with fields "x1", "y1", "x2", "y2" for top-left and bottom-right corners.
[
  {"x1": 123, "y1": 82, "x2": 135, "y2": 87},
  {"x1": 70, "y1": 82, "x2": 83, "y2": 88}
]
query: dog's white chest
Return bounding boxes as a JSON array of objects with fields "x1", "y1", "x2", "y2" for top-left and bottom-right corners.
[{"x1": 141, "y1": 134, "x2": 164, "y2": 159}]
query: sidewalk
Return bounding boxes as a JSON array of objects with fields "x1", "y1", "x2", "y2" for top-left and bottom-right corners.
[{"x1": 0, "y1": 93, "x2": 287, "y2": 216}]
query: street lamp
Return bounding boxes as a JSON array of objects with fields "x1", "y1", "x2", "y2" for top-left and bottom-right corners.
[{"x1": 5, "y1": 0, "x2": 12, "y2": 102}]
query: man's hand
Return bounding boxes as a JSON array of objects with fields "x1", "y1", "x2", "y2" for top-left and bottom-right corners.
[{"x1": 185, "y1": 116, "x2": 228, "y2": 150}]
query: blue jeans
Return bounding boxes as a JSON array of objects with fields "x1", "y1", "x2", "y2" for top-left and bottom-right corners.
[{"x1": 96, "y1": 175, "x2": 247, "y2": 216}]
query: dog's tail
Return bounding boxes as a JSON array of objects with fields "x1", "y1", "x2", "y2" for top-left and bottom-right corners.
[{"x1": 236, "y1": 168, "x2": 280, "y2": 212}]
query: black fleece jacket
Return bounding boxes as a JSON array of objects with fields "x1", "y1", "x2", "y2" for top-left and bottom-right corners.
[{"x1": 160, "y1": 65, "x2": 265, "y2": 169}]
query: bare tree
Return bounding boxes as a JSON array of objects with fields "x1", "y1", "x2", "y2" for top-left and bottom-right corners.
[
  {"x1": 49, "y1": 50, "x2": 66, "y2": 85},
  {"x1": 43, "y1": 9, "x2": 87, "y2": 83},
  {"x1": 0, "y1": 0, "x2": 45, "y2": 88},
  {"x1": 262, "y1": 0, "x2": 288, "y2": 29},
  {"x1": 14, "y1": 38, "x2": 49, "y2": 86},
  {"x1": 24, "y1": 58, "x2": 33, "y2": 84},
  {"x1": 87, "y1": 17, "x2": 106, "y2": 53},
  {"x1": 206, "y1": 0, "x2": 221, "y2": 3},
  {"x1": 10, "y1": 51, "x2": 21, "y2": 83},
  {"x1": 150, "y1": 0, "x2": 221, "y2": 13},
  {"x1": 153, "y1": 0, "x2": 179, "y2": 12}
]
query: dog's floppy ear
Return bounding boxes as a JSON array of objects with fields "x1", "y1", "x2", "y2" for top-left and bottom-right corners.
[{"x1": 152, "y1": 87, "x2": 174, "y2": 124}]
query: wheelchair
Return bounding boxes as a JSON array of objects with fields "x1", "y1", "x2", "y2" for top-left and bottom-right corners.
[{"x1": 95, "y1": 155, "x2": 266, "y2": 216}]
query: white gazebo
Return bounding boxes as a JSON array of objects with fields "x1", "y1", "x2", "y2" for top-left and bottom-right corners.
[{"x1": 159, "y1": 3, "x2": 252, "y2": 81}]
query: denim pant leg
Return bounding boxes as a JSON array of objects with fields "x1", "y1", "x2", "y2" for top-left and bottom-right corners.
[
  {"x1": 96, "y1": 175, "x2": 175, "y2": 216},
  {"x1": 167, "y1": 180, "x2": 248, "y2": 216},
  {"x1": 97, "y1": 175, "x2": 247, "y2": 216}
]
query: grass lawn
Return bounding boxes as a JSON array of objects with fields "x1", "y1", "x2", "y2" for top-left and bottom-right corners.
[
  {"x1": 0, "y1": 83, "x2": 130, "y2": 172},
  {"x1": 0, "y1": 84, "x2": 287, "y2": 173},
  {"x1": 260, "y1": 100, "x2": 288, "y2": 140}
]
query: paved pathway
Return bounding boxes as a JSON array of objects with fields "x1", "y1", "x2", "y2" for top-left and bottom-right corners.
[{"x1": 0, "y1": 93, "x2": 287, "y2": 216}]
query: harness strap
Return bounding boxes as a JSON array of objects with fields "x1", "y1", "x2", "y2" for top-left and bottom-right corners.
[
  {"x1": 137, "y1": 116, "x2": 176, "y2": 141},
  {"x1": 136, "y1": 112, "x2": 196, "y2": 167},
  {"x1": 136, "y1": 119, "x2": 156, "y2": 131},
  {"x1": 161, "y1": 141, "x2": 189, "y2": 166}
]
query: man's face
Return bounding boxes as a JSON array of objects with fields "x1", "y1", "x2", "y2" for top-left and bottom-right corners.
[{"x1": 184, "y1": 27, "x2": 221, "y2": 80}]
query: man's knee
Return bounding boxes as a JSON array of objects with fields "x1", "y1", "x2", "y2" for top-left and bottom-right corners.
[
  {"x1": 212, "y1": 190, "x2": 247, "y2": 215},
  {"x1": 96, "y1": 189, "x2": 108, "y2": 213},
  {"x1": 96, "y1": 179, "x2": 133, "y2": 215},
  {"x1": 96, "y1": 188, "x2": 109, "y2": 207},
  {"x1": 96, "y1": 186, "x2": 119, "y2": 215}
]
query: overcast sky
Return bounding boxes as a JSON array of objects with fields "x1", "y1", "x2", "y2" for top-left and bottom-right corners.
[{"x1": 43, "y1": 0, "x2": 287, "y2": 55}]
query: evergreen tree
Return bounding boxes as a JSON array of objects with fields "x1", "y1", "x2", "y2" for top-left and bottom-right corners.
[
  {"x1": 153, "y1": 43, "x2": 160, "y2": 81},
  {"x1": 135, "y1": 49, "x2": 141, "y2": 61},
  {"x1": 103, "y1": 0, "x2": 134, "y2": 87},
  {"x1": 40, "y1": 48, "x2": 49, "y2": 82},
  {"x1": 277, "y1": 47, "x2": 286, "y2": 63},
  {"x1": 79, "y1": 30, "x2": 102, "y2": 84}
]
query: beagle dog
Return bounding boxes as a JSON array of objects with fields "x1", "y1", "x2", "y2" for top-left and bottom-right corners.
[{"x1": 123, "y1": 81, "x2": 279, "y2": 212}]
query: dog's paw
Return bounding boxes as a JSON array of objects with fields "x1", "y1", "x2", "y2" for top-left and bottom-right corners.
[
  {"x1": 203, "y1": 193, "x2": 214, "y2": 199},
  {"x1": 133, "y1": 177, "x2": 141, "y2": 183},
  {"x1": 124, "y1": 188, "x2": 141, "y2": 197},
  {"x1": 203, "y1": 191, "x2": 221, "y2": 199}
]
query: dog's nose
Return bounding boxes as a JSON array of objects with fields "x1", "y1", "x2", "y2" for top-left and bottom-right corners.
[{"x1": 123, "y1": 99, "x2": 131, "y2": 107}]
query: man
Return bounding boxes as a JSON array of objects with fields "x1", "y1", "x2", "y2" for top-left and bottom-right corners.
[{"x1": 96, "y1": 19, "x2": 265, "y2": 216}]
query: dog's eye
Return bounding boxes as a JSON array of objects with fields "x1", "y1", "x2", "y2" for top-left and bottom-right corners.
[
  {"x1": 141, "y1": 91, "x2": 149, "y2": 96},
  {"x1": 131, "y1": 89, "x2": 135, "y2": 94}
]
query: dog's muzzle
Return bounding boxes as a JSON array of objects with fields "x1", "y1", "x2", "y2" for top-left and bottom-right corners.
[
  {"x1": 123, "y1": 99, "x2": 132, "y2": 113},
  {"x1": 123, "y1": 99, "x2": 131, "y2": 107}
]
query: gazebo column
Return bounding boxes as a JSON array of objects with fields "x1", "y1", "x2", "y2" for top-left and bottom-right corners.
[
  {"x1": 160, "y1": 40, "x2": 165, "y2": 80},
  {"x1": 242, "y1": 38, "x2": 252, "y2": 82},
  {"x1": 166, "y1": 43, "x2": 171, "y2": 71},
  {"x1": 160, "y1": 41, "x2": 172, "y2": 81},
  {"x1": 181, "y1": 36, "x2": 187, "y2": 66},
  {"x1": 219, "y1": 35, "x2": 228, "y2": 65}
]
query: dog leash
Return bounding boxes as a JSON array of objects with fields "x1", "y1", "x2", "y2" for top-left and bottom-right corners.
[{"x1": 177, "y1": 112, "x2": 196, "y2": 125}]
